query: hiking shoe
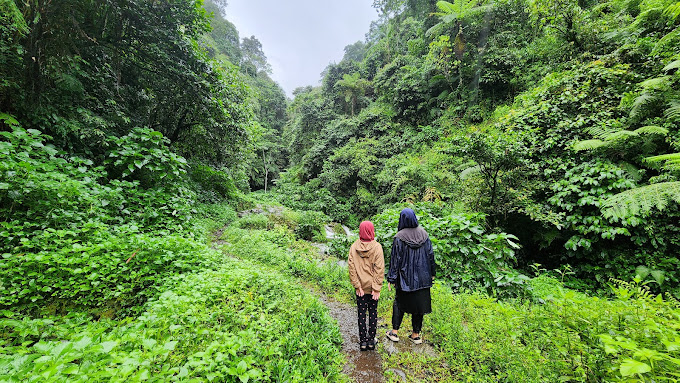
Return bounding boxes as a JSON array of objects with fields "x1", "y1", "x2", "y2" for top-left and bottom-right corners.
[
  {"x1": 360, "y1": 341, "x2": 368, "y2": 351},
  {"x1": 386, "y1": 330, "x2": 399, "y2": 342},
  {"x1": 408, "y1": 334, "x2": 423, "y2": 344}
]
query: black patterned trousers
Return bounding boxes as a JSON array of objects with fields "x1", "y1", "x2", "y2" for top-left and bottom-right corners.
[{"x1": 356, "y1": 294, "x2": 379, "y2": 343}]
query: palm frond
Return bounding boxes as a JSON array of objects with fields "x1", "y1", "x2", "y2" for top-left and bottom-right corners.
[
  {"x1": 435, "y1": 1, "x2": 458, "y2": 15},
  {"x1": 603, "y1": 181, "x2": 680, "y2": 221},
  {"x1": 633, "y1": 125, "x2": 669, "y2": 136},
  {"x1": 573, "y1": 139, "x2": 606, "y2": 151}
]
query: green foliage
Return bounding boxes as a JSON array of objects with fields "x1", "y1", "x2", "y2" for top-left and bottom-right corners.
[
  {"x1": 0, "y1": 122, "x2": 206, "y2": 313},
  {"x1": 188, "y1": 163, "x2": 238, "y2": 202},
  {"x1": 104, "y1": 127, "x2": 188, "y2": 187},
  {"x1": 603, "y1": 181, "x2": 680, "y2": 220},
  {"x1": 0, "y1": 259, "x2": 346, "y2": 382},
  {"x1": 426, "y1": 276, "x2": 680, "y2": 382},
  {"x1": 373, "y1": 204, "x2": 527, "y2": 297}
]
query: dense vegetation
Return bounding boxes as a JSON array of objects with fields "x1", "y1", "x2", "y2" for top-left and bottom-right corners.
[
  {"x1": 278, "y1": 0, "x2": 680, "y2": 296},
  {"x1": 2, "y1": 0, "x2": 680, "y2": 381}
]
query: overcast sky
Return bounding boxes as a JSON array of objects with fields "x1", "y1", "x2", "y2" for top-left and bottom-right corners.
[{"x1": 222, "y1": 0, "x2": 379, "y2": 98}]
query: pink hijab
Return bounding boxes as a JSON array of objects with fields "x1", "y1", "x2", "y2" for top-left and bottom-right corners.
[{"x1": 359, "y1": 221, "x2": 375, "y2": 242}]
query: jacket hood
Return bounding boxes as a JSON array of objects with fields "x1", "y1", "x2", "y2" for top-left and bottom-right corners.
[
  {"x1": 395, "y1": 226, "x2": 429, "y2": 248},
  {"x1": 398, "y1": 208, "x2": 419, "y2": 231},
  {"x1": 354, "y1": 240, "x2": 381, "y2": 257}
]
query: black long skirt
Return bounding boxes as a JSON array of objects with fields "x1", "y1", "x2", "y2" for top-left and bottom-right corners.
[{"x1": 395, "y1": 288, "x2": 431, "y2": 314}]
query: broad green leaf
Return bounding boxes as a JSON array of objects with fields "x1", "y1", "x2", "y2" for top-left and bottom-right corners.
[{"x1": 620, "y1": 359, "x2": 651, "y2": 376}]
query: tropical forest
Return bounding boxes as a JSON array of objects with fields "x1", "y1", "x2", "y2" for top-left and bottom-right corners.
[{"x1": 1, "y1": 0, "x2": 679, "y2": 381}]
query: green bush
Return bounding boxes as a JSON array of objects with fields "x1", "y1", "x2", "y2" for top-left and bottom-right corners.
[
  {"x1": 189, "y1": 163, "x2": 238, "y2": 203},
  {"x1": 373, "y1": 204, "x2": 528, "y2": 297},
  {"x1": 293, "y1": 210, "x2": 326, "y2": 241},
  {"x1": 426, "y1": 277, "x2": 680, "y2": 382},
  {"x1": 233, "y1": 213, "x2": 269, "y2": 230},
  {"x1": 0, "y1": 227, "x2": 215, "y2": 313}
]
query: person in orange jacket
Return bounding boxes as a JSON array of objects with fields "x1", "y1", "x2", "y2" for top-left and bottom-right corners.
[{"x1": 348, "y1": 221, "x2": 384, "y2": 351}]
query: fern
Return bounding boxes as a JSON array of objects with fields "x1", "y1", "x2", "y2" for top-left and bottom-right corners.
[
  {"x1": 662, "y1": 59, "x2": 680, "y2": 73},
  {"x1": 645, "y1": 153, "x2": 680, "y2": 173},
  {"x1": 664, "y1": 2, "x2": 680, "y2": 20},
  {"x1": 573, "y1": 139, "x2": 606, "y2": 151},
  {"x1": 630, "y1": 92, "x2": 657, "y2": 120},
  {"x1": 639, "y1": 76, "x2": 671, "y2": 90},
  {"x1": 603, "y1": 181, "x2": 680, "y2": 221},
  {"x1": 605, "y1": 130, "x2": 638, "y2": 141},
  {"x1": 633, "y1": 125, "x2": 669, "y2": 136},
  {"x1": 665, "y1": 101, "x2": 680, "y2": 119}
]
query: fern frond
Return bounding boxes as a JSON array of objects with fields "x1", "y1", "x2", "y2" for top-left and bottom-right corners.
[
  {"x1": 605, "y1": 130, "x2": 638, "y2": 141},
  {"x1": 665, "y1": 101, "x2": 680, "y2": 119},
  {"x1": 573, "y1": 139, "x2": 606, "y2": 151},
  {"x1": 603, "y1": 181, "x2": 680, "y2": 220},
  {"x1": 663, "y1": 59, "x2": 680, "y2": 73},
  {"x1": 584, "y1": 125, "x2": 617, "y2": 139},
  {"x1": 663, "y1": 2, "x2": 680, "y2": 20},
  {"x1": 633, "y1": 125, "x2": 669, "y2": 136},
  {"x1": 639, "y1": 76, "x2": 671, "y2": 90},
  {"x1": 630, "y1": 92, "x2": 657, "y2": 119},
  {"x1": 645, "y1": 152, "x2": 680, "y2": 172},
  {"x1": 618, "y1": 161, "x2": 643, "y2": 182}
]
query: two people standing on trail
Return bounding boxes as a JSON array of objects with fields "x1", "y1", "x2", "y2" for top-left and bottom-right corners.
[
  {"x1": 386, "y1": 208, "x2": 436, "y2": 345},
  {"x1": 348, "y1": 208, "x2": 436, "y2": 350},
  {"x1": 348, "y1": 221, "x2": 384, "y2": 351}
]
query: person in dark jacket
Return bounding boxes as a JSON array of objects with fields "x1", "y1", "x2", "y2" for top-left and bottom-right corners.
[{"x1": 385, "y1": 208, "x2": 436, "y2": 344}]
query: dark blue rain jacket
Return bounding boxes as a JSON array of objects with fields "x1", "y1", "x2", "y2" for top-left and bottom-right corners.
[{"x1": 386, "y1": 226, "x2": 436, "y2": 292}]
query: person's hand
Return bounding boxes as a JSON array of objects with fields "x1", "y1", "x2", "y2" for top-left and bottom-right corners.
[
  {"x1": 356, "y1": 287, "x2": 365, "y2": 297},
  {"x1": 387, "y1": 283, "x2": 391, "y2": 292},
  {"x1": 371, "y1": 291, "x2": 380, "y2": 300}
]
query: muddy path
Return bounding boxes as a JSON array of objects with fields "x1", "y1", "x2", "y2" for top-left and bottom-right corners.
[{"x1": 318, "y1": 293, "x2": 385, "y2": 383}]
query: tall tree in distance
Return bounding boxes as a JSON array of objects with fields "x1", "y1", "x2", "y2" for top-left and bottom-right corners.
[{"x1": 241, "y1": 36, "x2": 272, "y2": 76}]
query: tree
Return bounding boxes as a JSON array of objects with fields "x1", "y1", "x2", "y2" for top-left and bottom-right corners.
[
  {"x1": 240, "y1": 36, "x2": 271, "y2": 75},
  {"x1": 334, "y1": 73, "x2": 371, "y2": 116}
]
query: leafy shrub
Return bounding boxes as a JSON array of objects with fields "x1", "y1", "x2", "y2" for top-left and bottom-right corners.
[
  {"x1": 0, "y1": 124, "x2": 193, "y2": 246},
  {"x1": 0, "y1": 228, "x2": 215, "y2": 313},
  {"x1": 188, "y1": 163, "x2": 238, "y2": 203},
  {"x1": 104, "y1": 127, "x2": 187, "y2": 188},
  {"x1": 426, "y1": 276, "x2": 680, "y2": 382},
  {"x1": 293, "y1": 210, "x2": 326, "y2": 241}
]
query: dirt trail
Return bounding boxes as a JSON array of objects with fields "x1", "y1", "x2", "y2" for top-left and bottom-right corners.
[
  {"x1": 222, "y1": 209, "x2": 437, "y2": 382},
  {"x1": 318, "y1": 293, "x2": 385, "y2": 383}
]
